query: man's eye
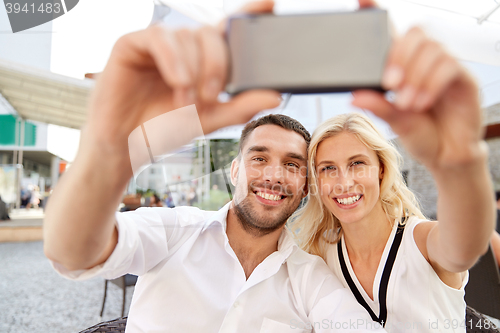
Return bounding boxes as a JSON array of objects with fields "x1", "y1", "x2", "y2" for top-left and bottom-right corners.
[
  {"x1": 253, "y1": 157, "x2": 265, "y2": 162},
  {"x1": 286, "y1": 163, "x2": 299, "y2": 168}
]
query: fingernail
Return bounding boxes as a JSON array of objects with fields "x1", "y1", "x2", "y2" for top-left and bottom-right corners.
[
  {"x1": 382, "y1": 66, "x2": 403, "y2": 89},
  {"x1": 395, "y1": 86, "x2": 416, "y2": 111},
  {"x1": 203, "y1": 78, "x2": 220, "y2": 100},
  {"x1": 414, "y1": 92, "x2": 431, "y2": 112}
]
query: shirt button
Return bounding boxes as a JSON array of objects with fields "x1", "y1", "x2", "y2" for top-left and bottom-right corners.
[{"x1": 233, "y1": 302, "x2": 239, "y2": 308}]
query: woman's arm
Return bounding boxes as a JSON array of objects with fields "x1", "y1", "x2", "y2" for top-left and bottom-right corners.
[{"x1": 352, "y1": 26, "x2": 496, "y2": 274}]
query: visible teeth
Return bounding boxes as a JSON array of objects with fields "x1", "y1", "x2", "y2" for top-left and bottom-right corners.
[
  {"x1": 257, "y1": 192, "x2": 281, "y2": 201},
  {"x1": 336, "y1": 195, "x2": 361, "y2": 205}
]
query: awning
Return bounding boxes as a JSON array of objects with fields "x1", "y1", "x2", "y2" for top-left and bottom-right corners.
[{"x1": 0, "y1": 58, "x2": 93, "y2": 129}]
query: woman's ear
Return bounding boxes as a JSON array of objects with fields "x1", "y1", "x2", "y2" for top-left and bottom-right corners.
[{"x1": 379, "y1": 163, "x2": 384, "y2": 180}]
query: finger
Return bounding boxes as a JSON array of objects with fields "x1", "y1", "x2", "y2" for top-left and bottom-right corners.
[
  {"x1": 400, "y1": 41, "x2": 445, "y2": 112},
  {"x1": 114, "y1": 25, "x2": 191, "y2": 91},
  {"x1": 382, "y1": 27, "x2": 427, "y2": 91},
  {"x1": 358, "y1": 0, "x2": 378, "y2": 9},
  {"x1": 200, "y1": 90, "x2": 281, "y2": 134},
  {"x1": 217, "y1": 0, "x2": 275, "y2": 33},
  {"x1": 175, "y1": 29, "x2": 200, "y2": 87},
  {"x1": 197, "y1": 26, "x2": 229, "y2": 104},
  {"x1": 415, "y1": 56, "x2": 461, "y2": 113},
  {"x1": 235, "y1": 0, "x2": 275, "y2": 14}
]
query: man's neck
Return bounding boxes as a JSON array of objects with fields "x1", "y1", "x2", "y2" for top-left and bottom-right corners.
[{"x1": 226, "y1": 206, "x2": 283, "y2": 280}]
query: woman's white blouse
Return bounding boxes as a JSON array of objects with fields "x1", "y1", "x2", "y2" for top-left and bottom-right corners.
[{"x1": 325, "y1": 216, "x2": 468, "y2": 333}]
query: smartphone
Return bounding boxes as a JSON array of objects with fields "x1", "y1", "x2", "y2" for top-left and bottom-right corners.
[{"x1": 225, "y1": 9, "x2": 391, "y2": 94}]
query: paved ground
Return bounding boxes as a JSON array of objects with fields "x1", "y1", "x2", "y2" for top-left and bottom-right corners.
[{"x1": 0, "y1": 241, "x2": 134, "y2": 333}]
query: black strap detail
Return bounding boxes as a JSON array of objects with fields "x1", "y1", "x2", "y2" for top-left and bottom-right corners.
[{"x1": 337, "y1": 217, "x2": 406, "y2": 327}]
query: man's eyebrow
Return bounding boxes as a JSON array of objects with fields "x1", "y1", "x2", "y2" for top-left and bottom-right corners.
[
  {"x1": 246, "y1": 146, "x2": 305, "y2": 162},
  {"x1": 286, "y1": 152, "x2": 306, "y2": 162},
  {"x1": 246, "y1": 145, "x2": 269, "y2": 154}
]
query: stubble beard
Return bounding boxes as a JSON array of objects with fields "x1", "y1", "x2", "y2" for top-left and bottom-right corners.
[{"x1": 233, "y1": 192, "x2": 300, "y2": 237}]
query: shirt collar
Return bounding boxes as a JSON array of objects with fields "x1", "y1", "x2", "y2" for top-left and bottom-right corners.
[
  {"x1": 201, "y1": 201, "x2": 298, "y2": 258},
  {"x1": 200, "y1": 201, "x2": 231, "y2": 233},
  {"x1": 278, "y1": 226, "x2": 299, "y2": 258}
]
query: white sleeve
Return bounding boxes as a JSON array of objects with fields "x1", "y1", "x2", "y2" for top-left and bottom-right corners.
[{"x1": 50, "y1": 207, "x2": 181, "y2": 280}]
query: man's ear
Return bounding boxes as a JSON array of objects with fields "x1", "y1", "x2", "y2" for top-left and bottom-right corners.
[{"x1": 230, "y1": 158, "x2": 239, "y2": 186}]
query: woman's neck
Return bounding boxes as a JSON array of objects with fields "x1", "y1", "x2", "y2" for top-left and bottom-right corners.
[{"x1": 341, "y1": 203, "x2": 394, "y2": 263}]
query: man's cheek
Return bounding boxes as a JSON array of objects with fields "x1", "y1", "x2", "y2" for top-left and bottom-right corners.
[{"x1": 244, "y1": 164, "x2": 262, "y2": 179}]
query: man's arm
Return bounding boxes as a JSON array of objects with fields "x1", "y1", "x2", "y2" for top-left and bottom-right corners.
[
  {"x1": 43, "y1": 138, "x2": 126, "y2": 270},
  {"x1": 43, "y1": 1, "x2": 280, "y2": 271}
]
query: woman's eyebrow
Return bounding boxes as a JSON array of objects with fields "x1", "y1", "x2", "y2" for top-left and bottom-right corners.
[
  {"x1": 316, "y1": 154, "x2": 370, "y2": 167},
  {"x1": 316, "y1": 160, "x2": 335, "y2": 167},
  {"x1": 348, "y1": 154, "x2": 370, "y2": 161}
]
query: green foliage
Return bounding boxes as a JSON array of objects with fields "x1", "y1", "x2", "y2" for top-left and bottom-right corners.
[
  {"x1": 193, "y1": 139, "x2": 239, "y2": 171},
  {"x1": 194, "y1": 189, "x2": 232, "y2": 211}
]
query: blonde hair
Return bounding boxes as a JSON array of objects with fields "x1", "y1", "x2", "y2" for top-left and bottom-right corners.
[{"x1": 291, "y1": 113, "x2": 425, "y2": 261}]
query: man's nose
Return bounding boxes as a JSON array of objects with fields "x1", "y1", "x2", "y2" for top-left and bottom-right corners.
[{"x1": 263, "y1": 163, "x2": 285, "y2": 184}]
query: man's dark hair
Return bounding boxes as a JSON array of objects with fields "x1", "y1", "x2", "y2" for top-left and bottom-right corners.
[
  {"x1": 496, "y1": 191, "x2": 500, "y2": 202},
  {"x1": 239, "y1": 114, "x2": 311, "y2": 153}
]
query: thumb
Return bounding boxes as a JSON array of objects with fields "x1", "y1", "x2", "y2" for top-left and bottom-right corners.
[
  {"x1": 358, "y1": 0, "x2": 379, "y2": 9},
  {"x1": 351, "y1": 90, "x2": 397, "y2": 123},
  {"x1": 201, "y1": 90, "x2": 281, "y2": 134},
  {"x1": 217, "y1": 0, "x2": 275, "y2": 33},
  {"x1": 352, "y1": 90, "x2": 423, "y2": 137}
]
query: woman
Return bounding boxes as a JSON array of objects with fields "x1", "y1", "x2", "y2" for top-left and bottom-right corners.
[{"x1": 292, "y1": 28, "x2": 496, "y2": 332}]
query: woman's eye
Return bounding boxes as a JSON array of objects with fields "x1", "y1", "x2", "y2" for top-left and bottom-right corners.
[
  {"x1": 321, "y1": 166, "x2": 335, "y2": 172},
  {"x1": 352, "y1": 161, "x2": 364, "y2": 166}
]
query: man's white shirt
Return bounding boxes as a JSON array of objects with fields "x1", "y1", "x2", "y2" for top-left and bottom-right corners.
[{"x1": 51, "y1": 202, "x2": 385, "y2": 333}]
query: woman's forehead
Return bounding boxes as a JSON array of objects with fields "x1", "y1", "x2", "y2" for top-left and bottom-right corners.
[{"x1": 315, "y1": 132, "x2": 376, "y2": 162}]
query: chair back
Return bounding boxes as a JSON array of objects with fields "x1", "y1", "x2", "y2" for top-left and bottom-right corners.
[
  {"x1": 465, "y1": 246, "x2": 500, "y2": 319},
  {"x1": 78, "y1": 317, "x2": 127, "y2": 333}
]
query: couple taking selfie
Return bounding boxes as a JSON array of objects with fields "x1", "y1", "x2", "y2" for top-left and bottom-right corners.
[{"x1": 43, "y1": 0, "x2": 496, "y2": 332}]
